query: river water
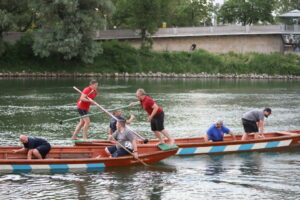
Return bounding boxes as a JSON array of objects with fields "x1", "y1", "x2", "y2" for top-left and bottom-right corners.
[{"x1": 0, "y1": 78, "x2": 299, "y2": 200}]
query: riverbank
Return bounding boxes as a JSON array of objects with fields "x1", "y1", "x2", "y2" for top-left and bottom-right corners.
[
  {"x1": 1, "y1": 72, "x2": 299, "y2": 79},
  {"x1": 1, "y1": 35, "x2": 300, "y2": 77}
]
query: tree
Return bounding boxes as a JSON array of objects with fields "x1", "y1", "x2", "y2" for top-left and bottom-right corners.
[
  {"x1": 0, "y1": 0, "x2": 35, "y2": 55},
  {"x1": 112, "y1": 0, "x2": 173, "y2": 47},
  {"x1": 30, "y1": 0, "x2": 114, "y2": 64},
  {"x1": 171, "y1": 0, "x2": 213, "y2": 27},
  {"x1": 218, "y1": 0, "x2": 275, "y2": 26},
  {"x1": 276, "y1": 0, "x2": 300, "y2": 14}
]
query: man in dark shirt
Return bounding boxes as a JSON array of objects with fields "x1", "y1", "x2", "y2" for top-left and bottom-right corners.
[
  {"x1": 12, "y1": 135, "x2": 51, "y2": 159},
  {"x1": 108, "y1": 110, "x2": 135, "y2": 138}
]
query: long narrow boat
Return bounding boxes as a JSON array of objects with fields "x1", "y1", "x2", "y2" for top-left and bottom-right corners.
[
  {"x1": 0, "y1": 145, "x2": 177, "y2": 173},
  {"x1": 74, "y1": 130, "x2": 300, "y2": 155}
]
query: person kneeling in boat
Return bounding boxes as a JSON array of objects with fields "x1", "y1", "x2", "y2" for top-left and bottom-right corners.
[
  {"x1": 12, "y1": 135, "x2": 51, "y2": 160},
  {"x1": 204, "y1": 120, "x2": 236, "y2": 142},
  {"x1": 101, "y1": 120, "x2": 138, "y2": 159}
]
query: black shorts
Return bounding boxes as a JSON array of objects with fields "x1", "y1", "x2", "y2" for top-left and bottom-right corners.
[
  {"x1": 78, "y1": 108, "x2": 88, "y2": 116},
  {"x1": 242, "y1": 118, "x2": 258, "y2": 134},
  {"x1": 151, "y1": 112, "x2": 165, "y2": 131},
  {"x1": 107, "y1": 146, "x2": 132, "y2": 157},
  {"x1": 36, "y1": 143, "x2": 51, "y2": 159}
]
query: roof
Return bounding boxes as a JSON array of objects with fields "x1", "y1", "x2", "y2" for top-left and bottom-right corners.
[{"x1": 279, "y1": 9, "x2": 300, "y2": 18}]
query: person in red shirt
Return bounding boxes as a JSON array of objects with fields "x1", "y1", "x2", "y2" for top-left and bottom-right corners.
[
  {"x1": 131, "y1": 88, "x2": 174, "y2": 146},
  {"x1": 71, "y1": 80, "x2": 99, "y2": 140}
]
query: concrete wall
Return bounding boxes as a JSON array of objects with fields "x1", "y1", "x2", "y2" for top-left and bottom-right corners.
[{"x1": 127, "y1": 34, "x2": 284, "y2": 54}]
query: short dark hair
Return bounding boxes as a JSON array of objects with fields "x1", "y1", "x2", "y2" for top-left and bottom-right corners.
[
  {"x1": 89, "y1": 80, "x2": 98, "y2": 85},
  {"x1": 117, "y1": 120, "x2": 126, "y2": 127},
  {"x1": 264, "y1": 107, "x2": 272, "y2": 113}
]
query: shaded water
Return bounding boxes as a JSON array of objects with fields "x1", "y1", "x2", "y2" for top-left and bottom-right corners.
[{"x1": 0, "y1": 78, "x2": 300, "y2": 199}]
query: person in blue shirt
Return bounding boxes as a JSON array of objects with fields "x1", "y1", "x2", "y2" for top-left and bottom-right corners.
[
  {"x1": 12, "y1": 135, "x2": 51, "y2": 159},
  {"x1": 204, "y1": 120, "x2": 236, "y2": 142}
]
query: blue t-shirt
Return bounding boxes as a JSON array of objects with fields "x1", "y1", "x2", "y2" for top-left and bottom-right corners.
[
  {"x1": 109, "y1": 116, "x2": 126, "y2": 133},
  {"x1": 23, "y1": 137, "x2": 49, "y2": 149},
  {"x1": 206, "y1": 125, "x2": 230, "y2": 142}
]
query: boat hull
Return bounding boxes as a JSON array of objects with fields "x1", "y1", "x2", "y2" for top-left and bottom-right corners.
[
  {"x1": 74, "y1": 130, "x2": 300, "y2": 155},
  {"x1": 0, "y1": 145, "x2": 177, "y2": 173}
]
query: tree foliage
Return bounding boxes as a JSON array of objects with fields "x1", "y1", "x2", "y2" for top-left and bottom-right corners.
[
  {"x1": 276, "y1": 0, "x2": 300, "y2": 14},
  {"x1": 218, "y1": 0, "x2": 275, "y2": 25},
  {"x1": 31, "y1": 0, "x2": 113, "y2": 63}
]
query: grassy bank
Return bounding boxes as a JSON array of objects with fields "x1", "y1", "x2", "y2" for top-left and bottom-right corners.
[{"x1": 1, "y1": 34, "x2": 300, "y2": 75}]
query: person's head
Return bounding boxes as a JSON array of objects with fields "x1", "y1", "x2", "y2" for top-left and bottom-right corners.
[
  {"x1": 263, "y1": 108, "x2": 272, "y2": 118},
  {"x1": 116, "y1": 120, "x2": 126, "y2": 130},
  {"x1": 19, "y1": 135, "x2": 28, "y2": 143},
  {"x1": 136, "y1": 88, "x2": 146, "y2": 100},
  {"x1": 89, "y1": 80, "x2": 99, "y2": 90},
  {"x1": 215, "y1": 120, "x2": 223, "y2": 129},
  {"x1": 113, "y1": 110, "x2": 122, "y2": 117}
]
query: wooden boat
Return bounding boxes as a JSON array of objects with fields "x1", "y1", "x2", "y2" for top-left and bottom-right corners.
[
  {"x1": 0, "y1": 145, "x2": 177, "y2": 173},
  {"x1": 74, "y1": 130, "x2": 300, "y2": 155}
]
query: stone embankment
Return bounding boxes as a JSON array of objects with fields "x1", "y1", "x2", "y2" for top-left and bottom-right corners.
[{"x1": 0, "y1": 72, "x2": 299, "y2": 79}]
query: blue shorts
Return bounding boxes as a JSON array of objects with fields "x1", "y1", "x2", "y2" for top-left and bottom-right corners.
[
  {"x1": 78, "y1": 108, "x2": 88, "y2": 116},
  {"x1": 36, "y1": 143, "x2": 51, "y2": 159},
  {"x1": 107, "y1": 145, "x2": 132, "y2": 157}
]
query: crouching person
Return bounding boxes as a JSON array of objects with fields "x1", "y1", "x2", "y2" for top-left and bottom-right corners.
[
  {"x1": 12, "y1": 135, "x2": 51, "y2": 160},
  {"x1": 104, "y1": 120, "x2": 138, "y2": 159}
]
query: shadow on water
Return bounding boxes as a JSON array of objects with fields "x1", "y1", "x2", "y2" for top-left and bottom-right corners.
[{"x1": 238, "y1": 152, "x2": 262, "y2": 176}]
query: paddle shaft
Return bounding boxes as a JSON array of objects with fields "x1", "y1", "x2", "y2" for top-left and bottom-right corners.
[
  {"x1": 110, "y1": 137, "x2": 149, "y2": 167},
  {"x1": 59, "y1": 105, "x2": 134, "y2": 124},
  {"x1": 73, "y1": 87, "x2": 146, "y2": 141}
]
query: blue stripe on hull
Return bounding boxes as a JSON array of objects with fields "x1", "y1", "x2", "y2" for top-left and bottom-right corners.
[
  {"x1": 209, "y1": 146, "x2": 226, "y2": 153},
  {"x1": 238, "y1": 143, "x2": 255, "y2": 151},
  {"x1": 178, "y1": 147, "x2": 197, "y2": 155},
  {"x1": 86, "y1": 163, "x2": 105, "y2": 172},
  {"x1": 265, "y1": 141, "x2": 280, "y2": 148},
  {"x1": 49, "y1": 164, "x2": 69, "y2": 173},
  {"x1": 12, "y1": 165, "x2": 32, "y2": 173}
]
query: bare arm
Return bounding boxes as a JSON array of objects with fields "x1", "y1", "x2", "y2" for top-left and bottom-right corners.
[
  {"x1": 229, "y1": 131, "x2": 236, "y2": 140},
  {"x1": 148, "y1": 103, "x2": 159, "y2": 121},
  {"x1": 126, "y1": 115, "x2": 135, "y2": 125},
  {"x1": 12, "y1": 147, "x2": 28, "y2": 153},
  {"x1": 204, "y1": 133, "x2": 211, "y2": 142},
  {"x1": 130, "y1": 101, "x2": 140, "y2": 106},
  {"x1": 258, "y1": 120, "x2": 264, "y2": 133},
  {"x1": 79, "y1": 93, "x2": 91, "y2": 103},
  {"x1": 132, "y1": 139, "x2": 138, "y2": 159}
]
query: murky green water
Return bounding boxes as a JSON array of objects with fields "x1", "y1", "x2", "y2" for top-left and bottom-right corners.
[{"x1": 0, "y1": 78, "x2": 300, "y2": 199}]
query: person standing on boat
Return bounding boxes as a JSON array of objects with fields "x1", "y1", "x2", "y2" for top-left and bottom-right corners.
[
  {"x1": 108, "y1": 110, "x2": 135, "y2": 139},
  {"x1": 101, "y1": 120, "x2": 138, "y2": 158},
  {"x1": 241, "y1": 108, "x2": 272, "y2": 140},
  {"x1": 12, "y1": 135, "x2": 51, "y2": 160},
  {"x1": 71, "y1": 80, "x2": 99, "y2": 140},
  {"x1": 130, "y1": 88, "x2": 174, "y2": 146},
  {"x1": 204, "y1": 120, "x2": 236, "y2": 142}
]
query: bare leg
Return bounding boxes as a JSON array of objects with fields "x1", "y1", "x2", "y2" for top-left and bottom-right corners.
[
  {"x1": 254, "y1": 132, "x2": 259, "y2": 139},
  {"x1": 241, "y1": 133, "x2": 248, "y2": 141},
  {"x1": 154, "y1": 131, "x2": 165, "y2": 144},
  {"x1": 97, "y1": 147, "x2": 111, "y2": 158},
  {"x1": 71, "y1": 119, "x2": 84, "y2": 139},
  {"x1": 161, "y1": 129, "x2": 174, "y2": 146},
  {"x1": 32, "y1": 149, "x2": 43, "y2": 159},
  {"x1": 82, "y1": 117, "x2": 90, "y2": 140}
]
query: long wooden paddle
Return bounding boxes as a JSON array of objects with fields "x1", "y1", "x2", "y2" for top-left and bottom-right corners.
[
  {"x1": 73, "y1": 86, "x2": 149, "y2": 144},
  {"x1": 59, "y1": 104, "x2": 135, "y2": 124}
]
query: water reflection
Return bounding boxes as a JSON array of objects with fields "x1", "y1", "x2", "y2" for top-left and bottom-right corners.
[{"x1": 238, "y1": 153, "x2": 262, "y2": 176}]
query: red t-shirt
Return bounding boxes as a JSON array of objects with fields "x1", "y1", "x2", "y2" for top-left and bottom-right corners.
[
  {"x1": 141, "y1": 96, "x2": 163, "y2": 117},
  {"x1": 77, "y1": 87, "x2": 98, "y2": 111}
]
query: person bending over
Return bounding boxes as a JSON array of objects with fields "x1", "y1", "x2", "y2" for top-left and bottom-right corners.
[{"x1": 12, "y1": 135, "x2": 51, "y2": 160}]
